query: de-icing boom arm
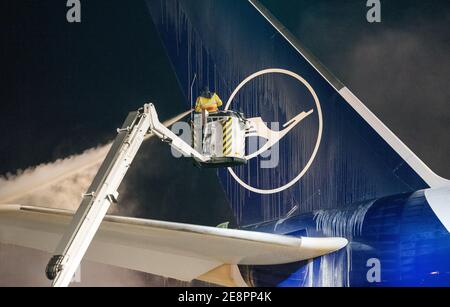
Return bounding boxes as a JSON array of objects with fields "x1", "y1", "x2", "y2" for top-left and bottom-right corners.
[{"x1": 46, "y1": 104, "x2": 206, "y2": 287}]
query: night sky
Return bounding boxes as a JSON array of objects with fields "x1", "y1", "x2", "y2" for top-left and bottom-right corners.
[
  {"x1": 1, "y1": 0, "x2": 184, "y2": 174},
  {"x1": 1, "y1": 0, "x2": 448, "y2": 178},
  {"x1": 0, "y1": 0, "x2": 448, "y2": 286},
  {"x1": 1, "y1": 0, "x2": 449, "y2": 178}
]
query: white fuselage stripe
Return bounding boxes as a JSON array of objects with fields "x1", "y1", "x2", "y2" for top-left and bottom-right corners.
[{"x1": 425, "y1": 187, "x2": 450, "y2": 232}]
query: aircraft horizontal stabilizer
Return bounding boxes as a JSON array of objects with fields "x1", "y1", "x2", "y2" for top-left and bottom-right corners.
[{"x1": 0, "y1": 205, "x2": 347, "y2": 285}]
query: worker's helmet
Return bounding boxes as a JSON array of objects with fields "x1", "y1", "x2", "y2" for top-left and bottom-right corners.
[{"x1": 200, "y1": 86, "x2": 213, "y2": 99}]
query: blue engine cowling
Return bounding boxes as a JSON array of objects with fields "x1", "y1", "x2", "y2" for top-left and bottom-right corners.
[{"x1": 241, "y1": 189, "x2": 450, "y2": 287}]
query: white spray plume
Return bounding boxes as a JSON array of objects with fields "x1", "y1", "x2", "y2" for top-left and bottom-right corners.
[
  {"x1": 0, "y1": 109, "x2": 194, "y2": 286},
  {"x1": 0, "y1": 109, "x2": 192, "y2": 209}
]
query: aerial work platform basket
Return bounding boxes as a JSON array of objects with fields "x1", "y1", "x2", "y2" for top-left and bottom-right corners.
[{"x1": 192, "y1": 110, "x2": 248, "y2": 168}]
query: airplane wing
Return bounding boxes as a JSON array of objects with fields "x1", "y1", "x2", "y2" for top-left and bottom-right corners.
[{"x1": 0, "y1": 205, "x2": 347, "y2": 286}]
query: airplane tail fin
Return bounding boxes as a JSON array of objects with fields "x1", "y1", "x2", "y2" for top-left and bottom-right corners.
[{"x1": 145, "y1": 0, "x2": 448, "y2": 226}]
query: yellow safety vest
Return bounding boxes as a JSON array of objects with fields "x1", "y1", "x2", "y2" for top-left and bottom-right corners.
[{"x1": 195, "y1": 93, "x2": 223, "y2": 113}]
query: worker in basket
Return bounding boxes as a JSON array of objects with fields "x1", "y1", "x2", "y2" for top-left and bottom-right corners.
[
  {"x1": 194, "y1": 86, "x2": 223, "y2": 155},
  {"x1": 195, "y1": 86, "x2": 223, "y2": 113}
]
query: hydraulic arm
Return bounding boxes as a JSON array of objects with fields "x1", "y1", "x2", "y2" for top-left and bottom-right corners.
[{"x1": 46, "y1": 104, "x2": 205, "y2": 287}]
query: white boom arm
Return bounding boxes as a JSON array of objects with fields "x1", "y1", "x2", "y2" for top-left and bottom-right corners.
[
  {"x1": 147, "y1": 104, "x2": 208, "y2": 162},
  {"x1": 46, "y1": 103, "x2": 206, "y2": 287}
]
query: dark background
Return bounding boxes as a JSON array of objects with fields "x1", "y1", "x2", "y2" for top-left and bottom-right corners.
[
  {"x1": 0, "y1": 0, "x2": 448, "y2": 178},
  {"x1": 0, "y1": 0, "x2": 448, "y2": 286}
]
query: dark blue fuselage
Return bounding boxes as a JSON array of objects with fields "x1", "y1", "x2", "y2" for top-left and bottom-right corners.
[{"x1": 243, "y1": 190, "x2": 450, "y2": 287}]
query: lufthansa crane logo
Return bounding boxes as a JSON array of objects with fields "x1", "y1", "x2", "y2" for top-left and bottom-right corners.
[{"x1": 225, "y1": 68, "x2": 323, "y2": 194}]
